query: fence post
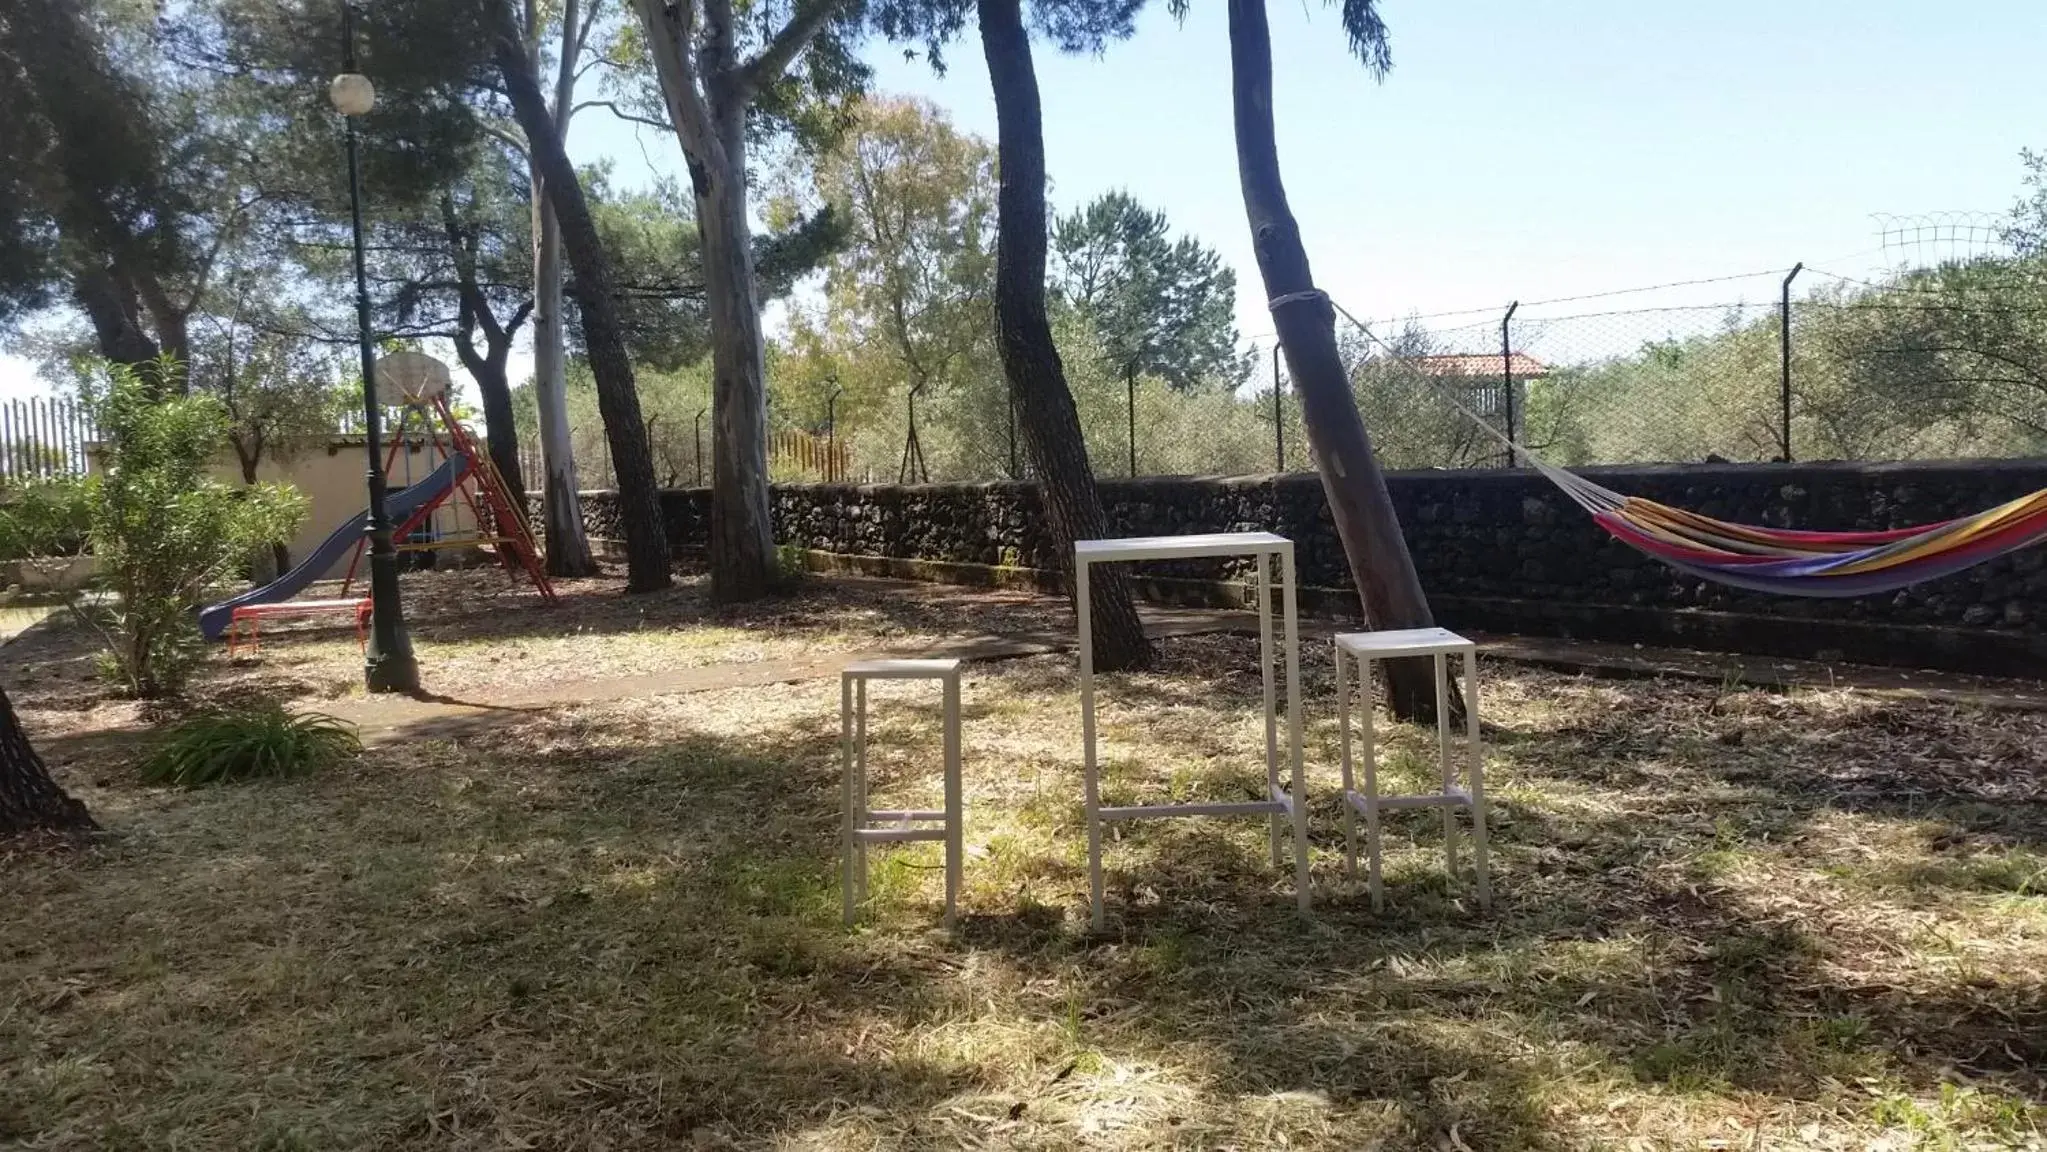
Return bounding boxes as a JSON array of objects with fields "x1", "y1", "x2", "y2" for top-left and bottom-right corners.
[
  {"x1": 1272, "y1": 344, "x2": 1284, "y2": 472},
  {"x1": 825, "y1": 381, "x2": 842, "y2": 484},
  {"x1": 1500, "y1": 301, "x2": 1520, "y2": 468},
  {"x1": 1779, "y1": 261, "x2": 1802, "y2": 463},
  {"x1": 694, "y1": 407, "x2": 705, "y2": 487},
  {"x1": 1125, "y1": 367, "x2": 1138, "y2": 477}
]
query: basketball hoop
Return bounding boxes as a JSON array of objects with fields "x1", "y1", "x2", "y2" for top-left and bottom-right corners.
[{"x1": 373, "y1": 351, "x2": 452, "y2": 407}]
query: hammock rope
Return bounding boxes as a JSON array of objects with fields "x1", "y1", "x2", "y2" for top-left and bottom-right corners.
[{"x1": 1286, "y1": 291, "x2": 2047, "y2": 598}]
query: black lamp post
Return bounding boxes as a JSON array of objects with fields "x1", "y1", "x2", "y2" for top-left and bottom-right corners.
[{"x1": 332, "y1": 5, "x2": 418, "y2": 694}]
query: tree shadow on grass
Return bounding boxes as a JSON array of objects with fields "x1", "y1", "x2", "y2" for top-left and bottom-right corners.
[{"x1": 13, "y1": 635, "x2": 2045, "y2": 1149}]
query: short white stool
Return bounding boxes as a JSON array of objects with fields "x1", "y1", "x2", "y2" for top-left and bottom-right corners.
[
  {"x1": 841, "y1": 658, "x2": 964, "y2": 927},
  {"x1": 1334, "y1": 628, "x2": 1491, "y2": 911}
]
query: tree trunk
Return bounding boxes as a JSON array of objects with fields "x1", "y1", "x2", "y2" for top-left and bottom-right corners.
[
  {"x1": 235, "y1": 448, "x2": 291, "y2": 579},
  {"x1": 73, "y1": 265, "x2": 161, "y2": 375},
  {"x1": 978, "y1": 0, "x2": 1151, "y2": 672},
  {"x1": 495, "y1": 34, "x2": 671, "y2": 593},
  {"x1": 0, "y1": 686, "x2": 95, "y2": 837},
  {"x1": 531, "y1": 199, "x2": 597, "y2": 576},
  {"x1": 526, "y1": 3, "x2": 597, "y2": 579},
  {"x1": 689, "y1": 108, "x2": 778, "y2": 603},
  {"x1": 469, "y1": 355, "x2": 529, "y2": 514},
  {"x1": 1226, "y1": 0, "x2": 1440, "y2": 720}
]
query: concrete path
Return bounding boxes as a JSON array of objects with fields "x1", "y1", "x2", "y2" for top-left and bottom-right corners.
[{"x1": 324, "y1": 602, "x2": 2047, "y2": 743}]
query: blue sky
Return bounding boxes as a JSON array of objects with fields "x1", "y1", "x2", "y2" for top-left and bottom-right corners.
[{"x1": 4, "y1": 0, "x2": 2043, "y2": 397}]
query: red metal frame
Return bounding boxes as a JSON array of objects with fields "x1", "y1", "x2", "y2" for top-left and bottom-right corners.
[
  {"x1": 227, "y1": 599, "x2": 373, "y2": 658},
  {"x1": 338, "y1": 397, "x2": 558, "y2": 606}
]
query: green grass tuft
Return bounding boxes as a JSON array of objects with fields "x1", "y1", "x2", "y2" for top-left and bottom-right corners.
[{"x1": 138, "y1": 701, "x2": 360, "y2": 787}]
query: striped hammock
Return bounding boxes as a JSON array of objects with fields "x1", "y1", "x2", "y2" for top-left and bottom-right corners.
[
  {"x1": 1313, "y1": 293, "x2": 2047, "y2": 598},
  {"x1": 1532, "y1": 459, "x2": 2047, "y2": 598}
]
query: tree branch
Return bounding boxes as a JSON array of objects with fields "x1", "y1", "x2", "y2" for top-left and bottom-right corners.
[
  {"x1": 572, "y1": 99, "x2": 672, "y2": 132},
  {"x1": 478, "y1": 119, "x2": 533, "y2": 158},
  {"x1": 735, "y1": 0, "x2": 847, "y2": 100},
  {"x1": 629, "y1": 0, "x2": 719, "y2": 160}
]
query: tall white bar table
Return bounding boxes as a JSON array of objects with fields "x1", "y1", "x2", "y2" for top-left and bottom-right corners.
[{"x1": 1075, "y1": 532, "x2": 1308, "y2": 928}]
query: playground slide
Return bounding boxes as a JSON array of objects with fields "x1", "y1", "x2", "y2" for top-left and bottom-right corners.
[{"x1": 197, "y1": 456, "x2": 470, "y2": 640}]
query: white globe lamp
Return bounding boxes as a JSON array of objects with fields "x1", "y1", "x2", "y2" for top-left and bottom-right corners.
[{"x1": 329, "y1": 73, "x2": 375, "y2": 117}]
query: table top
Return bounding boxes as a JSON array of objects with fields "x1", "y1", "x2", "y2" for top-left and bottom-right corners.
[
  {"x1": 843, "y1": 657, "x2": 963, "y2": 680},
  {"x1": 1334, "y1": 627, "x2": 1476, "y2": 657},
  {"x1": 1074, "y1": 532, "x2": 1292, "y2": 563}
]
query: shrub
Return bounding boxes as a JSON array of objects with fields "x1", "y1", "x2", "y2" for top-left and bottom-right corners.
[
  {"x1": 138, "y1": 702, "x2": 360, "y2": 788},
  {"x1": 0, "y1": 476, "x2": 91, "y2": 563},
  {"x1": 75, "y1": 362, "x2": 307, "y2": 696}
]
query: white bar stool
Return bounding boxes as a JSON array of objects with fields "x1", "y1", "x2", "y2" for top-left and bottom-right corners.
[
  {"x1": 841, "y1": 657, "x2": 964, "y2": 927},
  {"x1": 1334, "y1": 628, "x2": 1491, "y2": 911}
]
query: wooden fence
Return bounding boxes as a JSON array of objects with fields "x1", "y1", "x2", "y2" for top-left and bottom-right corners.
[
  {"x1": 0, "y1": 397, "x2": 98, "y2": 482},
  {"x1": 518, "y1": 425, "x2": 859, "y2": 497}
]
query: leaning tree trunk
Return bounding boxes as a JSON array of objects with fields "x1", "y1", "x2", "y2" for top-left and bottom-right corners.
[
  {"x1": 979, "y1": 0, "x2": 1151, "y2": 671},
  {"x1": 691, "y1": 106, "x2": 779, "y2": 603},
  {"x1": 0, "y1": 686, "x2": 94, "y2": 837},
  {"x1": 495, "y1": 34, "x2": 671, "y2": 593},
  {"x1": 1227, "y1": 0, "x2": 1440, "y2": 719}
]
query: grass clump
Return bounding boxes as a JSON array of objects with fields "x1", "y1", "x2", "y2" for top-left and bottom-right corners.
[{"x1": 138, "y1": 701, "x2": 359, "y2": 787}]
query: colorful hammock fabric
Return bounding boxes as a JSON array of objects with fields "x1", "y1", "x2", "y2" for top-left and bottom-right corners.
[
  {"x1": 1532, "y1": 459, "x2": 2047, "y2": 598},
  {"x1": 1309, "y1": 294, "x2": 2047, "y2": 599}
]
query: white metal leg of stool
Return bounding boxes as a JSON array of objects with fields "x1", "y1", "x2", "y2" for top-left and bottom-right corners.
[
  {"x1": 841, "y1": 675, "x2": 856, "y2": 926},
  {"x1": 1464, "y1": 649, "x2": 1492, "y2": 909},
  {"x1": 1257, "y1": 552, "x2": 1280, "y2": 870},
  {"x1": 1361, "y1": 653, "x2": 1386, "y2": 910},
  {"x1": 942, "y1": 674, "x2": 962, "y2": 927},
  {"x1": 1282, "y1": 547, "x2": 1309, "y2": 914},
  {"x1": 1436, "y1": 653, "x2": 1457, "y2": 879}
]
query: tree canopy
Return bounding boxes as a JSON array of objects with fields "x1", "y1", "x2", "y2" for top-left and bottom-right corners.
[{"x1": 1052, "y1": 190, "x2": 1247, "y2": 391}]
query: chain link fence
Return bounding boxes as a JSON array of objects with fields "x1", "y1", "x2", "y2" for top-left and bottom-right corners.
[{"x1": 533, "y1": 250, "x2": 2047, "y2": 488}]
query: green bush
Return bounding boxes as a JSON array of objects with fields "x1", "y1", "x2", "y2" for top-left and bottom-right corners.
[
  {"x1": 0, "y1": 476, "x2": 91, "y2": 563},
  {"x1": 76, "y1": 361, "x2": 307, "y2": 696},
  {"x1": 138, "y1": 702, "x2": 360, "y2": 788}
]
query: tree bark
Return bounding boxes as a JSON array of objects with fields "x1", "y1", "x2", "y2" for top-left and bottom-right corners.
[
  {"x1": 689, "y1": 108, "x2": 778, "y2": 603},
  {"x1": 456, "y1": 340, "x2": 529, "y2": 515},
  {"x1": 978, "y1": 0, "x2": 1151, "y2": 671},
  {"x1": 73, "y1": 264, "x2": 161, "y2": 375},
  {"x1": 1226, "y1": 0, "x2": 1440, "y2": 720},
  {"x1": 0, "y1": 686, "x2": 95, "y2": 838},
  {"x1": 443, "y1": 191, "x2": 534, "y2": 520},
  {"x1": 526, "y1": 0, "x2": 597, "y2": 578},
  {"x1": 233, "y1": 445, "x2": 292, "y2": 578},
  {"x1": 531, "y1": 199, "x2": 597, "y2": 575},
  {"x1": 494, "y1": 33, "x2": 671, "y2": 593},
  {"x1": 630, "y1": 0, "x2": 844, "y2": 603}
]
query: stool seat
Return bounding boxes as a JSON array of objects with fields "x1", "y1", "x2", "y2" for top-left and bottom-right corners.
[
  {"x1": 842, "y1": 657, "x2": 961, "y2": 679},
  {"x1": 1335, "y1": 629, "x2": 1493, "y2": 912},
  {"x1": 1334, "y1": 627, "x2": 1474, "y2": 658},
  {"x1": 842, "y1": 658, "x2": 964, "y2": 928}
]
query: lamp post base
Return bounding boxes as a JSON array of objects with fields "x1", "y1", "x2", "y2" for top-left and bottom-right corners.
[
  {"x1": 362, "y1": 547, "x2": 419, "y2": 694},
  {"x1": 364, "y1": 645, "x2": 421, "y2": 694}
]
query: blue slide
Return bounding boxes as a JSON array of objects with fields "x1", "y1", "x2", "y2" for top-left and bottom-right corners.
[{"x1": 198, "y1": 456, "x2": 470, "y2": 640}]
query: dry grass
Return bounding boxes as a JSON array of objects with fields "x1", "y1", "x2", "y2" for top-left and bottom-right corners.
[{"x1": 4, "y1": 575, "x2": 2046, "y2": 1150}]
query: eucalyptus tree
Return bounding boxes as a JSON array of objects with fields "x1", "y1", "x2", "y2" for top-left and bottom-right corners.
[{"x1": 628, "y1": 0, "x2": 869, "y2": 600}]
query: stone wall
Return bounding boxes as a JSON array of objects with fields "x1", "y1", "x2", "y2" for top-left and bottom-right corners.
[{"x1": 558, "y1": 460, "x2": 2047, "y2": 676}]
